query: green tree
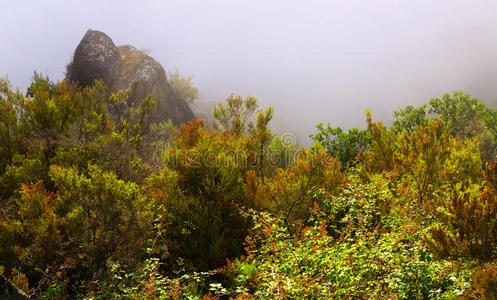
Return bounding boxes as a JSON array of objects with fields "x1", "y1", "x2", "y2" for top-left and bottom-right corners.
[
  {"x1": 429, "y1": 91, "x2": 494, "y2": 139},
  {"x1": 246, "y1": 144, "x2": 345, "y2": 226},
  {"x1": 167, "y1": 68, "x2": 199, "y2": 104},
  {"x1": 148, "y1": 119, "x2": 253, "y2": 270},
  {"x1": 268, "y1": 135, "x2": 298, "y2": 170},
  {"x1": 310, "y1": 124, "x2": 370, "y2": 168},
  {"x1": 429, "y1": 91, "x2": 497, "y2": 164},
  {"x1": 0, "y1": 78, "x2": 25, "y2": 173},
  {"x1": 250, "y1": 106, "x2": 274, "y2": 183},
  {"x1": 425, "y1": 181, "x2": 497, "y2": 260},
  {"x1": 146, "y1": 96, "x2": 276, "y2": 270},
  {"x1": 212, "y1": 94, "x2": 258, "y2": 136},
  {"x1": 365, "y1": 115, "x2": 481, "y2": 204},
  {"x1": 392, "y1": 104, "x2": 428, "y2": 133},
  {"x1": 0, "y1": 164, "x2": 151, "y2": 293},
  {"x1": 26, "y1": 71, "x2": 56, "y2": 98}
]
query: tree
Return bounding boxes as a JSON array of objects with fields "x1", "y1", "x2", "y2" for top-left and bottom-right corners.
[
  {"x1": 26, "y1": 71, "x2": 56, "y2": 98},
  {"x1": 167, "y1": 68, "x2": 199, "y2": 104},
  {"x1": 0, "y1": 164, "x2": 151, "y2": 293},
  {"x1": 148, "y1": 119, "x2": 252, "y2": 270},
  {"x1": 364, "y1": 115, "x2": 481, "y2": 204},
  {"x1": 0, "y1": 77, "x2": 49, "y2": 203},
  {"x1": 212, "y1": 94, "x2": 258, "y2": 136},
  {"x1": 146, "y1": 96, "x2": 277, "y2": 270},
  {"x1": 429, "y1": 91, "x2": 497, "y2": 164},
  {"x1": 0, "y1": 77, "x2": 25, "y2": 173},
  {"x1": 310, "y1": 124, "x2": 370, "y2": 168},
  {"x1": 392, "y1": 104, "x2": 428, "y2": 133},
  {"x1": 249, "y1": 106, "x2": 275, "y2": 183},
  {"x1": 425, "y1": 180, "x2": 497, "y2": 260},
  {"x1": 429, "y1": 91, "x2": 494, "y2": 139},
  {"x1": 268, "y1": 135, "x2": 298, "y2": 170},
  {"x1": 246, "y1": 143, "x2": 345, "y2": 226}
]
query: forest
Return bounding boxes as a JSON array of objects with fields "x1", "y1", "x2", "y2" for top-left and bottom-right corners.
[{"x1": 1, "y1": 73, "x2": 497, "y2": 299}]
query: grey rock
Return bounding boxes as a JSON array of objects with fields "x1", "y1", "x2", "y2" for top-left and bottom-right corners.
[
  {"x1": 67, "y1": 29, "x2": 195, "y2": 125},
  {"x1": 67, "y1": 30, "x2": 120, "y2": 88}
]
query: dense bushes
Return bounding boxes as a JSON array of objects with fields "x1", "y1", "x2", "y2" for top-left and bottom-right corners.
[
  {"x1": 147, "y1": 119, "x2": 254, "y2": 270},
  {"x1": 1, "y1": 166, "x2": 149, "y2": 290},
  {"x1": 2, "y1": 74, "x2": 497, "y2": 298},
  {"x1": 362, "y1": 116, "x2": 481, "y2": 205},
  {"x1": 246, "y1": 145, "x2": 345, "y2": 226},
  {"x1": 0, "y1": 76, "x2": 160, "y2": 294}
]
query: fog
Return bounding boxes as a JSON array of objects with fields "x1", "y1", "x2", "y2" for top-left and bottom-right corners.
[{"x1": 2, "y1": 0, "x2": 497, "y2": 143}]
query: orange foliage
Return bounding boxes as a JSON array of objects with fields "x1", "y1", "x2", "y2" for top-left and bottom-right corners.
[{"x1": 246, "y1": 146, "x2": 345, "y2": 225}]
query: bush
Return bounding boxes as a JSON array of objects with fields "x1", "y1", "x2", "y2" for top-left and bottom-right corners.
[
  {"x1": 147, "y1": 120, "x2": 253, "y2": 270},
  {"x1": 0, "y1": 165, "x2": 151, "y2": 293},
  {"x1": 425, "y1": 182, "x2": 497, "y2": 260}
]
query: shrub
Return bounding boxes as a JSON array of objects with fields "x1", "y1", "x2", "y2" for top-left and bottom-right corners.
[
  {"x1": 0, "y1": 165, "x2": 151, "y2": 293},
  {"x1": 425, "y1": 182, "x2": 497, "y2": 260}
]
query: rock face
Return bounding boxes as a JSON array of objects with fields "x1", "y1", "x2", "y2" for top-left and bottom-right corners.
[
  {"x1": 67, "y1": 29, "x2": 195, "y2": 125},
  {"x1": 67, "y1": 30, "x2": 120, "y2": 89}
]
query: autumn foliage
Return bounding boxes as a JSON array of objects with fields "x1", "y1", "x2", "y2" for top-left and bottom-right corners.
[{"x1": 1, "y1": 74, "x2": 497, "y2": 298}]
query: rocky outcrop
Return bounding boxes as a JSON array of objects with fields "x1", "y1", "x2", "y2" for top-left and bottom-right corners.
[
  {"x1": 67, "y1": 29, "x2": 194, "y2": 125},
  {"x1": 67, "y1": 30, "x2": 120, "y2": 89}
]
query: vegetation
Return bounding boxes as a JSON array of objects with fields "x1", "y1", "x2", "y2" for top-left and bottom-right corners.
[
  {"x1": 310, "y1": 124, "x2": 370, "y2": 169},
  {"x1": 1, "y1": 73, "x2": 497, "y2": 298},
  {"x1": 167, "y1": 68, "x2": 199, "y2": 104}
]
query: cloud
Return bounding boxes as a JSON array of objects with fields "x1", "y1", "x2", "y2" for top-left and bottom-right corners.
[{"x1": 1, "y1": 0, "x2": 496, "y2": 143}]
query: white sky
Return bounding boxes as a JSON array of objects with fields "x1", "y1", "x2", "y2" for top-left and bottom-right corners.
[{"x1": 2, "y1": 0, "x2": 497, "y2": 142}]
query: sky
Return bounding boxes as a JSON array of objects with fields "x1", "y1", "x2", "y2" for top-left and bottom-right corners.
[{"x1": 1, "y1": 0, "x2": 497, "y2": 143}]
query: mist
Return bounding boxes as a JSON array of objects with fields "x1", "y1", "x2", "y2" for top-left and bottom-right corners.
[{"x1": 2, "y1": 0, "x2": 497, "y2": 143}]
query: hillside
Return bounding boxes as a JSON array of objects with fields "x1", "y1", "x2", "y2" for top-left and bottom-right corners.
[{"x1": 2, "y1": 68, "x2": 497, "y2": 298}]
